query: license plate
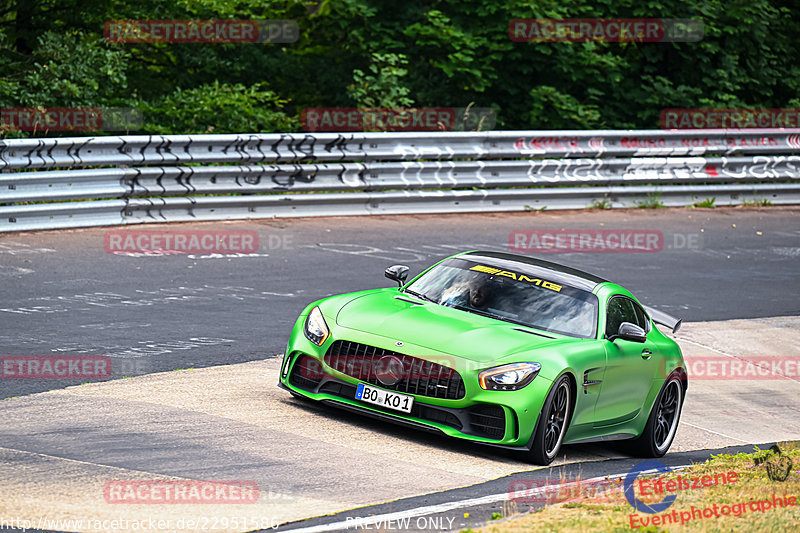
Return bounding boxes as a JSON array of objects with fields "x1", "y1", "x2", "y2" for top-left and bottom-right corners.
[{"x1": 355, "y1": 383, "x2": 414, "y2": 414}]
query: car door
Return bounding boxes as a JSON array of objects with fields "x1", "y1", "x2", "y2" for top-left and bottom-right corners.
[{"x1": 592, "y1": 296, "x2": 660, "y2": 428}]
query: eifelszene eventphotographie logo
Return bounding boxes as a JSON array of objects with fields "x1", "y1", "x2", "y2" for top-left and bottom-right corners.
[{"x1": 624, "y1": 460, "x2": 678, "y2": 514}]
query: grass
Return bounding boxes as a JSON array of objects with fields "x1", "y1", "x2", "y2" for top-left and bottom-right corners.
[
  {"x1": 742, "y1": 198, "x2": 773, "y2": 207},
  {"x1": 635, "y1": 192, "x2": 665, "y2": 209},
  {"x1": 692, "y1": 197, "x2": 716, "y2": 208},
  {"x1": 524, "y1": 205, "x2": 547, "y2": 212},
  {"x1": 465, "y1": 441, "x2": 800, "y2": 533},
  {"x1": 590, "y1": 199, "x2": 612, "y2": 210}
]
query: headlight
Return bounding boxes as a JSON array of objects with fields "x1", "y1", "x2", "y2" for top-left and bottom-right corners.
[
  {"x1": 479, "y1": 362, "x2": 541, "y2": 391},
  {"x1": 304, "y1": 306, "x2": 330, "y2": 346}
]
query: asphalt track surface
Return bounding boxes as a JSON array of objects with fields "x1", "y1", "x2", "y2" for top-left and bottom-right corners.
[
  {"x1": 1, "y1": 207, "x2": 799, "y2": 533},
  {"x1": 1, "y1": 207, "x2": 799, "y2": 399}
]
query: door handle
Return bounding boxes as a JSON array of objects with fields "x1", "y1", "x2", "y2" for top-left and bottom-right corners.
[{"x1": 641, "y1": 349, "x2": 652, "y2": 359}]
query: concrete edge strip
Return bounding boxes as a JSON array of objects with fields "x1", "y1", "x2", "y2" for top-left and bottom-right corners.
[{"x1": 277, "y1": 465, "x2": 693, "y2": 533}]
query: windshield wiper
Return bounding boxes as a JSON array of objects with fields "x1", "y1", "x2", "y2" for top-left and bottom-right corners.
[{"x1": 403, "y1": 289, "x2": 438, "y2": 304}]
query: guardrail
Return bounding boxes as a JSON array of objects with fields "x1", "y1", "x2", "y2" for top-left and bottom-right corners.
[{"x1": 2, "y1": 130, "x2": 799, "y2": 232}]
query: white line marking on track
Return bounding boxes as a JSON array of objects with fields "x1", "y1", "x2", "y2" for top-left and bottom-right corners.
[
  {"x1": 675, "y1": 337, "x2": 739, "y2": 358},
  {"x1": 0, "y1": 445, "x2": 187, "y2": 478},
  {"x1": 186, "y1": 253, "x2": 271, "y2": 259},
  {"x1": 0, "y1": 265, "x2": 34, "y2": 275},
  {"x1": 681, "y1": 422, "x2": 749, "y2": 443}
]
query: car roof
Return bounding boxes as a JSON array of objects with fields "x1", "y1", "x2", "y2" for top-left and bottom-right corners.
[{"x1": 458, "y1": 251, "x2": 608, "y2": 291}]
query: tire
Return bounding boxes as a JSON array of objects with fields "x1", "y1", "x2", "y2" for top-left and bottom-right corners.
[
  {"x1": 529, "y1": 375, "x2": 573, "y2": 465},
  {"x1": 628, "y1": 373, "x2": 684, "y2": 457}
]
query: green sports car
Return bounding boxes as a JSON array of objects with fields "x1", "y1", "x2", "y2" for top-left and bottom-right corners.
[{"x1": 278, "y1": 251, "x2": 687, "y2": 465}]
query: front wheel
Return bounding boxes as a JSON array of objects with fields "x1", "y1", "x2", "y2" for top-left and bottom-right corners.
[
  {"x1": 629, "y1": 373, "x2": 684, "y2": 457},
  {"x1": 529, "y1": 375, "x2": 572, "y2": 465}
]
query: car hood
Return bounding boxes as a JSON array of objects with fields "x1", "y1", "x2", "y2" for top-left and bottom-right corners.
[{"x1": 334, "y1": 290, "x2": 579, "y2": 363}]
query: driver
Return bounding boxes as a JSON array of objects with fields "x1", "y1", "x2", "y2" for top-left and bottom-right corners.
[
  {"x1": 467, "y1": 275, "x2": 492, "y2": 308},
  {"x1": 443, "y1": 274, "x2": 495, "y2": 309}
]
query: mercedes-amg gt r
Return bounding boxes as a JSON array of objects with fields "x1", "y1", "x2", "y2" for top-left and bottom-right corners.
[{"x1": 278, "y1": 251, "x2": 686, "y2": 465}]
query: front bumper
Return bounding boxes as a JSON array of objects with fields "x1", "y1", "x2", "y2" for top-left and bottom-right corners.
[{"x1": 278, "y1": 314, "x2": 553, "y2": 449}]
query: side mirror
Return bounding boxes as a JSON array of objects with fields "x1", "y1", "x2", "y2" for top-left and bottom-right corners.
[
  {"x1": 612, "y1": 322, "x2": 647, "y2": 343},
  {"x1": 384, "y1": 265, "x2": 409, "y2": 287}
]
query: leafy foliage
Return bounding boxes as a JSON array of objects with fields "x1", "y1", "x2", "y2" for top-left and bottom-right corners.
[
  {"x1": 144, "y1": 81, "x2": 297, "y2": 134},
  {"x1": 1, "y1": 0, "x2": 798, "y2": 135},
  {"x1": 347, "y1": 52, "x2": 414, "y2": 108}
]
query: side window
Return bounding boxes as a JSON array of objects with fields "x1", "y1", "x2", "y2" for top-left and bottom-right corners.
[
  {"x1": 605, "y1": 297, "x2": 638, "y2": 338},
  {"x1": 633, "y1": 302, "x2": 651, "y2": 333}
]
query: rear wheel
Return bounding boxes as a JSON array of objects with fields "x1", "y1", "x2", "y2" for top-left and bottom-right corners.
[
  {"x1": 629, "y1": 373, "x2": 683, "y2": 457},
  {"x1": 529, "y1": 375, "x2": 572, "y2": 465}
]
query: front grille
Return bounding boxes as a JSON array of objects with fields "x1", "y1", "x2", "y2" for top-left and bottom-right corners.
[
  {"x1": 288, "y1": 355, "x2": 325, "y2": 391},
  {"x1": 469, "y1": 405, "x2": 506, "y2": 439},
  {"x1": 318, "y1": 381, "x2": 462, "y2": 430},
  {"x1": 324, "y1": 340, "x2": 466, "y2": 400}
]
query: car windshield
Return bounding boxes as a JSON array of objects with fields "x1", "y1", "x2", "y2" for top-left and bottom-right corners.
[{"x1": 404, "y1": 258, "x2": 598, "y2": 338}]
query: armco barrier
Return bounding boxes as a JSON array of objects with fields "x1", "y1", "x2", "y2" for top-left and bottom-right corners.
[{"x1": 1, "y1": 130, "x2": 799, "y2": 232}]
